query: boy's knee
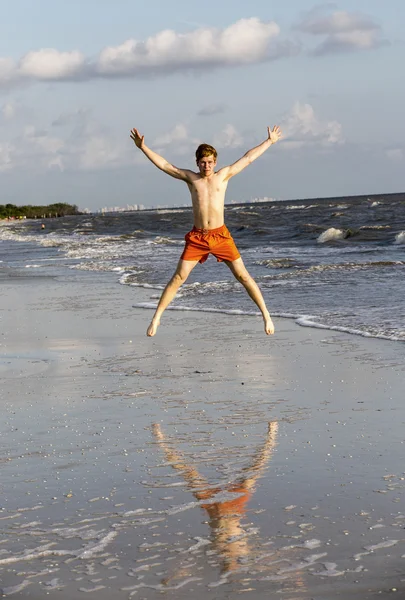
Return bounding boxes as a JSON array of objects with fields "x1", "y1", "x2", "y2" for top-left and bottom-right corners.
[
  {"x1": 173, "y1": 271, "x2": 187, "y2": 284},
  {"x1": 236, "y1": 271, "x2": 250, "y2": 284}
]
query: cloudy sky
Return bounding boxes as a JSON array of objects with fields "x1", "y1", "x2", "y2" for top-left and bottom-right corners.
[{"x1": 0, "y1": 0, "x2": 404, "y2": 211}]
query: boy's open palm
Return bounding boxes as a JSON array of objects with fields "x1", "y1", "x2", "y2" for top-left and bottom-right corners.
[
  {"x1": 130, "y1": 128, "x2": 144, "y2": 149},
  {"x1": 268, "y1": 125, "x2": 282, "y2": 144}
]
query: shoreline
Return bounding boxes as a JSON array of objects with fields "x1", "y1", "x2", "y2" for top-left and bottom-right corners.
[
  {"x1": 134, "y1": 301, "x2": 405, "y2": 344},
  {"x1": 2, "y1": 198, "x2": 405, "y2": 345}
]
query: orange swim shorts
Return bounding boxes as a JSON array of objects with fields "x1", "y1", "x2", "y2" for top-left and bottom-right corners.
[
  {"x1": 180, "y1": 224, "x2": 241, "y2": 264},
  {"x1": 198, "y1": 484, "x2": 252, "y2": 516}
]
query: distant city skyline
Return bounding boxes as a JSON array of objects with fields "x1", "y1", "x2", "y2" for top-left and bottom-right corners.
[
  {"x1": 90, "y1": 196, "x2": 277, "y2": 214},
  {"x1": 1, "y1": 1, "x2": 404, "y2": 211}
]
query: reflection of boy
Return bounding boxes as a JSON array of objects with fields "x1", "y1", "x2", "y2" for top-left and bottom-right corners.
[
  {"x1": 130, "y1": 126, "x2": 282, "y2": 336},
  {"x1": 152, "y1": 421, "x2": 278, "y2": 574}
]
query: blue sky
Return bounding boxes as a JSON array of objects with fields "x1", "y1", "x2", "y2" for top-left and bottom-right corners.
[{"x1": 1, "y1": 0, "x2": 404, "y2": 211}]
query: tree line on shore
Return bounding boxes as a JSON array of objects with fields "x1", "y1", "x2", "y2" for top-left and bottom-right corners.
[{"x1": 0, "y1": 203, "x2": 81, "y2": 219}]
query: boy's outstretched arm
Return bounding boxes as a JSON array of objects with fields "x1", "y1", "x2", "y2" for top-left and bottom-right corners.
[
  {"x1": 130, "y1": 128, "x2": 193, "y2": 181},
  {"x1": 220, "y1": 125, "x2": 282, "y2": 181}
]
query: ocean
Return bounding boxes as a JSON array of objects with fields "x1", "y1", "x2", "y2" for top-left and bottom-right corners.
[{"x1": 1, "y1": 192, "x2": 404, "y2": 342}]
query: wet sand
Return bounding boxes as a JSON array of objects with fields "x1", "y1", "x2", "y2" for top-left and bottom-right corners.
[{"x1": 1, "y1": 272, "x2": 405, "y2": 599}]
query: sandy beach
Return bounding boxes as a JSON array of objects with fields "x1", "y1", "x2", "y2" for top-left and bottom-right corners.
[{"x1": 1, "y1": 270, "x2": 405, "y2": 599}]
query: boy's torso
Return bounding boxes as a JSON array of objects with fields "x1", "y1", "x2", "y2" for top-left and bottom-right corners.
[{"x1": 187, "y1": 170, "x2": 228, "y2": 230}]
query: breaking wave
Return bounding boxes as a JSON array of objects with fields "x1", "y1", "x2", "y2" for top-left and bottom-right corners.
[{"x1": 317, "y1": 228, "x2": 345, "y2": 243}]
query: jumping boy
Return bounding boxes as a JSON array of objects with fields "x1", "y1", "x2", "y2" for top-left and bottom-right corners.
[{"x1": 130, "y1": 125, "x2": 282, "y2": 337}]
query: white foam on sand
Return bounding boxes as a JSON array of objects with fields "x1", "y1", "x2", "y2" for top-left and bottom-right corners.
[
  {"x1": 0, "y1": 530, "x2": 118, "y2": 566},
  {"x1": 133, "y1": 303, "x2": 405, "y2": 342}
]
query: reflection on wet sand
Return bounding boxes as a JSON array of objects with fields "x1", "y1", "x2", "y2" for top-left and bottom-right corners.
[
  {"x1": 153, "y1": 422, "x2": 279, "y2": 575},
  {"x1": 152, "y1": 422, "x2": 311, "y2": 594}
]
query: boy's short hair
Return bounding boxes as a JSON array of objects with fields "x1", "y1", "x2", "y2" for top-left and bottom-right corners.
[{"x1": 195, "y1": 143, "x2": 217, "y2": 162}]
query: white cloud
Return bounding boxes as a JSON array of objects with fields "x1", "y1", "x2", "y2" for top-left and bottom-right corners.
[
  {"x1": 18, "y1": 49, "x2": 86, "y2": 80},
  {"x1": 15, "y1": 126, "x2": 65, "y2": 170},
  {"x1": 60, "y1": 112, "x2": 130, "y2": 171},
  {"x1": 0, "y1": 19, "x2": 298, "y2": 89},
  {"x1": 151, "y1": 123, "x2": 209, "y2": 158},
  {"x1": 0, "y1": 57, "x2": 15, "y2": 85},
  {"x1": 0, "y1": 142, "x2": 13, "y2": 171},
  {"x1": 96, "y1": 19, "x2": 284, "y2": 75},
  {"x1": 52, "y1": 108, "x2": 91, "y2": 128},
  {"x1": 213, "y1": 124, "x2": 244, "y2": 149},
  {"x1": 153, "y1": 124, "x2": 189, "y2": 147},
  {"x1": 298, "y1": 10, "x2": 377, "y2": 35},
  {"x1": 1, "y1": 102, "x2": 16, "y2": 120},
  {"x1": 281, "y1": 102, "x2": 343, "y2": 149},
  {"x1": 296, "y1": 9, "x2": 386, "y2": 55},
  {"x1": 197, "y1": 103, "x2": 227, "y2": 117},
  {"x1": 385, "y1": 148, "x2": 403, "y2": 162},
  {"x1": 79, "y1": 135, "x2": 125, "y2": 170},
  {"x1": 0, "y1": 103, "x2": 342, "y2": 175},
  {"x1": 0, "y1": 110, "x2": 131, "y2": 173}
]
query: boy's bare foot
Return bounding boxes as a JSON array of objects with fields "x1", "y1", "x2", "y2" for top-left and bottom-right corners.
[
  {"x1": 147, "y1": 317, "x2": 160, "y2": 337},
  {"x1": 264, "y1": 314, "x2": 275, "y2": 335}
]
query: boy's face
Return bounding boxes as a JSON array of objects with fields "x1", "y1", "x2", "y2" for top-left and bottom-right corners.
[{"x1": 197, "y1": 154, "x2": 217, "y2": 177}]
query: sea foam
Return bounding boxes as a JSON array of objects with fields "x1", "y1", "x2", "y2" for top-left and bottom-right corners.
[
  {"x1": 133, "y1": 304, "x2": 405, "y2": 342},
  {"x1": 394, "y1": 231, "x2": 405, "y2": 244},
  {"x1": 317, "y1": 228, "x2": 345, "y2": 243}
]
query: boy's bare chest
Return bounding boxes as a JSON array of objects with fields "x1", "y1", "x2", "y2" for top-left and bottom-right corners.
[{"x1": 191, "y1": 177, "x2": 227, "y2": 198}]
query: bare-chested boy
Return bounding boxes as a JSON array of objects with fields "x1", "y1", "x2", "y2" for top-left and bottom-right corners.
[{"x1": 130, "y1": 125, "x2": 282, "y2": 337}]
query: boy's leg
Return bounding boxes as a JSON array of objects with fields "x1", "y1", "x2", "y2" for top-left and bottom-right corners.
[
  {"x1": 147, "y1": 258, "x2": 199, "y2": 336},
  {"x1": 225, "y1": 257, "x2": 275, "y2": 335}
]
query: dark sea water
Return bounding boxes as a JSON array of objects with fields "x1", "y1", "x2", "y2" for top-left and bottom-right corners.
[{"x1": 1, "y1": 193, "x2": 405, "y2": 342}]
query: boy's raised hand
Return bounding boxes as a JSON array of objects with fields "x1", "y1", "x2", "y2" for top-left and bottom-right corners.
[
  {"x1": 130, "y1": 128, "x2": 144, "y2": 149},
  {"x1": 267, "y1": 125, "x2": 282, "y2": 144}
]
